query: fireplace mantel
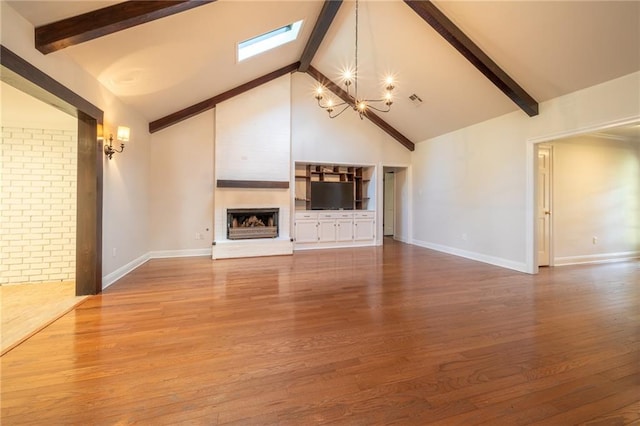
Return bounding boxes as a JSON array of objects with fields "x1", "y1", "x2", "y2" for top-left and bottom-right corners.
[{"x1": 217, "y1": 180, "x2": 289, "y2": 189}]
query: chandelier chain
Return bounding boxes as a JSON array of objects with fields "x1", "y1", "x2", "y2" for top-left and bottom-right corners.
[
  {"x1": 313, "y1": 0, "x2": 395, "y2": 119},
  {"x1": 355, "y1": 0, "x2": 359, "y2": 101}
]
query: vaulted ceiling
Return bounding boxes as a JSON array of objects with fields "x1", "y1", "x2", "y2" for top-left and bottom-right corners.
[{"x1": 7, "y1": 0, "x2": 640, "y2": 147}]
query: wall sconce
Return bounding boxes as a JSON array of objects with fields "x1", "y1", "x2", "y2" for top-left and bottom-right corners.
[{"x1": 104, "y1": 126, "x2": 130, "y2": 160}]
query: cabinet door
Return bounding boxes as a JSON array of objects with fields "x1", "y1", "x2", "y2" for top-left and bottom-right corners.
[
  {"x1": 295, "y1": 220, "x2": 318, "y2": 243},
  {"x1": 318, "y1": 219, "x2": 336, "y2": 242},
  {"x1": 336, "y1": 219, "x2": 353, "y2": 241},
  {"x1": 354, "y1": 218, "x2": 375, "y2": 241}
]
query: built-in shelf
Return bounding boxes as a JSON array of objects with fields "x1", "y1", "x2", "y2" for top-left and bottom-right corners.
[{"x1": 294, "y1": 163, "x2": 373, "y2": 210}]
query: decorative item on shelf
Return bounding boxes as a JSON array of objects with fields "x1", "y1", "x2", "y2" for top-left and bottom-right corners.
[
  {"x1": 104, "y1": 126, "x2": 130, "y2": 160},
  {"x1": 314, "y1": 0, "x2": 395, "y2": 119}
]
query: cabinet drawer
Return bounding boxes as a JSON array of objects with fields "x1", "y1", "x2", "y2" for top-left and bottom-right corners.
[
  {"x1": 354, "y1": 211, "x2": 375, "y2": 219},
  {"x1": 319, "y1": 212, "x2": 354, "y2": 219},
  {"x1": 295, "y1": 211, "x2": 318, "y2": 220}
]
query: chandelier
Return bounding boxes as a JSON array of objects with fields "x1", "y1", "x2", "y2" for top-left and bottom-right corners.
[{"x1": 314, "y1": 0, "x2": 395, "y2": 119}]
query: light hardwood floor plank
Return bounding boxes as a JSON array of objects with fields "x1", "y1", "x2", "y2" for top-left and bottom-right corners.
[{"x1": 0, "y1": 281, "x2": 87, "y2": 354}]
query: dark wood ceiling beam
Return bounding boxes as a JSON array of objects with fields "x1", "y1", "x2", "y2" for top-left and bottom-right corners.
[
  {"x1": 1, "y1": 45, "x2": 103, "y2": 121},
  {"x1": 35, "y1": 0, "x2": 216, "y2": 54},
  {"x1": 298, "y1": 0, "x2": 343, "y2": 72},
  {"x1": 149, "y1": 62, "x2": 300, "y2": 133},
  {"x1": 404, "y1": 0, "x2": 538, "y2": 117},
  {"x1": 306, "y1": 66, "x2": 415, "y2": 151}
]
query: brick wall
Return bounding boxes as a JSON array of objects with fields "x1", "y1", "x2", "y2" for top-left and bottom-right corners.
[{"x1": 0, "y1": 126, "x2": 77, "y2": 285}]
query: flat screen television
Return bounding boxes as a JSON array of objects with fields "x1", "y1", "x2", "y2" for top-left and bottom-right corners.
[{"x1": 310, "y1": 181, "x2": 354, "y2": 210}]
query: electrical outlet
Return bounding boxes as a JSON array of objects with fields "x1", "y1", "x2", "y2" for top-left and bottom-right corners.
[
  {"x1": 462, "y1": 233, "x2": 468, "y2": 241},
  {"x1": 112, "y1": 248, "x2": 117, "y2": 257},
  {"x1": 195, "y1": 232, "x2": 202, "y2": 240},
  {"x1": 592, "y1": 236, "x2": 598, "y2": 245}
]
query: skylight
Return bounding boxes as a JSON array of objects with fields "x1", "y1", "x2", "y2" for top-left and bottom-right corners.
[{"x1": 238, "y1": 20, "x2": 303, "y2": 62}]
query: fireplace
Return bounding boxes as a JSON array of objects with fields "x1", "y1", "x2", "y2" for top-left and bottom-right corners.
[{"x1": 227, "y1": 208, "x2": 279, "y2": 240}]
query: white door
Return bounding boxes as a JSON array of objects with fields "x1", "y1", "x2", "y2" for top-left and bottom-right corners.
[
  {"x1": 537, "y1": 146, "x2": 552, "y2": 266},
  {"x1": 383, "y1": 172, "x2": 395, "y2": 236}
]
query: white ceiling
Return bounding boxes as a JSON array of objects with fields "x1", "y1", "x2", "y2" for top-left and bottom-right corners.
[{"x1": 7, "y1": 0, "x2": 640, "y2": 143}]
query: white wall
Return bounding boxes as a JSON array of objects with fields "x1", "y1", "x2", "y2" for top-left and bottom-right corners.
[
  {"x1": 1, "y1": 82, "x2": 77, "y2": 284},
  {"x1": 1, "y1": 2, "x2": 151, "y2": 287},
  {"x1": 551, "y1": 135, "x2": 640, "y2": 264},
  {"x1": 149, "y1": 111, "x2": 214, "y2": 254},
  {"x1": 216, "y1": 76, "x2": 290, "y2": 182},
  {"x1": 412, "y1": 71, "x2": 640, "y2": 272}
]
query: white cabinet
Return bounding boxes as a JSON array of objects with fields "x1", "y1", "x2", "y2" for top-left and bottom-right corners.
[
  {"x1": 318, "y1": 218, "x2": 337, "y2": 242},
  {"x1": 294, "y1": 211, "x2": 375, "y2": 249},
  {"x1": 294, "y1": 212, "x2": 318, "y2": 243},
  {"x1": 336, "y1": 218, "x2": 353, "y2": 241},
  {"x1": 354, "y1": 211, "x2": 375, "y2": 241}
]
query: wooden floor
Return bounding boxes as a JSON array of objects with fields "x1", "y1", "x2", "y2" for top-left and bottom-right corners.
[
  {"x1": 1, "y1": 241, "x2": 638, "y2": 424},
  {"x1": 0, "y1": 281, "x2": 87, "y2": 355}
]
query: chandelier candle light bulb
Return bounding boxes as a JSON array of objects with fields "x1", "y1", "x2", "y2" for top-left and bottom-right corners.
[{"x1": 314, "y1": 0, "x2": 396, "y2": 119}]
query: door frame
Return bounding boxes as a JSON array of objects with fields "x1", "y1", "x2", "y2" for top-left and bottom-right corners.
[
  {"x1": 1, "y1": 45, "x2": 104, "y2": 295},
  {"x1": 525, "y1": 116, "x2": 640, "y2": 274}
]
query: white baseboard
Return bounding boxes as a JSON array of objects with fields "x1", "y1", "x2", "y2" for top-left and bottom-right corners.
[
  {"x1": 412, "y1": 239, "x2": 528, "y2": 273},
  {"x1": 102, "y1": 253, "x2": 151, "y2": 290},
  {"x1": 149, "y1": 248, "x2": 212, "y2": 259},
  {"x1": 554, "y1": 251, "x2": 640, "y2": 266}
]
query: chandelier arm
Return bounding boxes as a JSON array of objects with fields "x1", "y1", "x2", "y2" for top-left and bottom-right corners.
[
  {"x1": 365, "y1": 104, "x2": 392, "y2": 113},
  {"x1": 329, "y1": 104, "x2": 351, "y2": 118},
  {"x1": 317, "y1": 98, "x2": 348, "y2": 110}
]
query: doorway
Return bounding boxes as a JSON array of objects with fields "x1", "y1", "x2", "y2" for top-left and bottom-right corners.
[
  {"x1": 382, "y1": 166, "x2": 409, "y2": 243},
  {"x1": 1, "y1": 46, "x2": 103, "y2": 296},
  {"x1": 0, "y1": 82, "x2": 86, "y2": 353},
  {"x1": 528, "y1": 119, "x2": 640, "y2": 273},
  {"x1": 1, "y1": 46, "x2": 103, "y2": 353}
]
